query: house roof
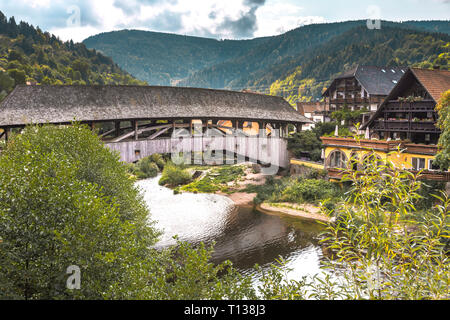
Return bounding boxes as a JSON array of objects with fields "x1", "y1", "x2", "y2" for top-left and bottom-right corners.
[
  {"x1": 296, "y1": 102, "x2": 327, "y2": 114},
  {"x1": 323, "y1": 65, "x2": 406, "y2": 97},
  {"x1": 361, "y1": 67, "x2": 450, "y2": 129},
  {"x1": 0, "y1": 85, "x2": 312, "y2": 127},
  {"x1": 411, "y1": 68, "x2": 450, "y2": 102}
]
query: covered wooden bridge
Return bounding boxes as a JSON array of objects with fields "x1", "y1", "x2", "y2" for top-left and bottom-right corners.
[{"x1": 0, "y1": 85, "x2": 311, "y2": 168}]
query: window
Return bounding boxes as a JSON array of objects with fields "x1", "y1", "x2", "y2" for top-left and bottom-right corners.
[
  {"x1": 327, "y1": 150, "x2": 347, "y2": 168},
  {"x1": 350, "y1": 152, "x2": 359, "y2": 171},
  {"x1": 429, "y1": 159, "x2": 440, "y2": 171},
  {"x1": 412, "y1": 157, "x2": 425, "y2": 170},
  {"x1": 362, "y1": 152, "x2": 383, "y2": 169}
]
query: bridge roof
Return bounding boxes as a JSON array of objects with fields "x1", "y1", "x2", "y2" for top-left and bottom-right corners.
[{"x1": 0, "y1": 85, "x2": 311, "y2": 127}]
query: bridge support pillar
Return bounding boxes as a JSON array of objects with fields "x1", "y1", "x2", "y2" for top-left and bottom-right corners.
[
  {"x1": 114, "y1": 121, "x2": 120, "y2": 137},
  {"x1": 133, "y1": 120, "x2": 138, "y2": 140}
]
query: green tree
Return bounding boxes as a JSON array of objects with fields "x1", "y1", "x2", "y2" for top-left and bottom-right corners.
[
  {"x1": 257, "y1": 148, "x2": 450, "y2": 299},
  {"x1": 0, "y1": 124, "x2": 160, "y2": 299},
  {"x1": 7, "y1": 68, "x2": 26, "y2": 85},
  {"x1": 434, "y1": 90, "x2": 450, "y2": 170},
  {"x1": 71, "y1": 59, "x2": 90, "y2": 81},
  {"x1": 0, "y1": 70, "x2": 14, "y2": 93},
  {"x1": 288, "y1": 130, "x2": 323, "y2": 161},
  {"x1": 0, "y1": 124, "x2": 255, "y2": 300}
]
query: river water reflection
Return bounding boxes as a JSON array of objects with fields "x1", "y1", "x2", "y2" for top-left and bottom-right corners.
[{"x1": 137, "y1": 176, "x2": 327, "y2": 280}]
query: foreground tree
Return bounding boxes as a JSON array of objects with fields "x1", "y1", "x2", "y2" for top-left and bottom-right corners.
[
  {"x1": 0, "y1": 124, "x2": 163, "y2": 298},
  {"x1": 0, "y1": 124, "x2": 254, "y2": 299},
  {"x1": 257, "y1": 149, "x2": 449, "y2": 299}
]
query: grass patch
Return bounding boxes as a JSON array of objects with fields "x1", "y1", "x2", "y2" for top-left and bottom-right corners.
[
  {"x1": 244, "y1": 176, "x2": 345, "y2": 210},
  {"x1": 180, "y1": 165, "x2": 246, "y2": 194}
]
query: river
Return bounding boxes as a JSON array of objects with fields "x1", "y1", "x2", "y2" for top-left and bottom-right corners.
[{"x1": 136, "y1": 175, "x2": 327, "y2": 281}]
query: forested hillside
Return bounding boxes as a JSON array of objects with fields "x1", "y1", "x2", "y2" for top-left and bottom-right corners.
[
  {"x1": 179, "y1": 21, "x2": 369, "y2": 89},
  {"x1": 82, "y1": 20, "x2": 449, "y2": 95},
  {"x1": 267, "y1": 26, "x2": 450, "y2": 105},
  {"x1": 0, "y1": 11, "x2": 146, "y2": 101},
  {"x1": 83, "y1": 29, "x2": 268, "y2": 86}
]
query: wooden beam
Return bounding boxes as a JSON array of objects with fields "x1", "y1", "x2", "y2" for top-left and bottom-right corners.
[
  {"x1": 111, "y1": 124, "x2": 172, "y2": 142},
  {"x1": 99, "y1": 127, "x2": 116, "y2": 138},
  {"x1": 111, "y1": 130, "x2": 137, "y2": 143},
  {"x1": 148, "y1": 127, "x2": 171, "y2": 140}
]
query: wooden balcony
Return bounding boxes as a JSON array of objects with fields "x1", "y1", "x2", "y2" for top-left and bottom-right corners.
[
  {"x1": 330, "y1": 98, "x2": 370, "y2": 106},
  {"x1": 403, "y1": 143, "x2": 438, "y2": 155},
  {"x1": 384, "y1": 100, "x2": 436, "y2": 112},
  {"x1": 327, "y1": 167, "x2": 450, "y2": 182},
  {"x1": 321, "y1": 136, "x2": 439, "y2": 156},
  {"x1": 321, "y1": 136, "x2": 401, "y2": 152},
  {"x1": 373, "y1": 120, "x2": 440, "y2": 133}
]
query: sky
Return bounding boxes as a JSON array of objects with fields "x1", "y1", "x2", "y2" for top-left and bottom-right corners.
[{"x1": 0, "y1": 0, "x2": 449, "y2": 42}]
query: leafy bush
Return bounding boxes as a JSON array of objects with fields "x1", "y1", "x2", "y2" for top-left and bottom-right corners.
[
  {"x1": 288, "y1": 130, "x2": 322, "y2": 161},
  {"x1": 124, "y1": 154, "x2": 166, "y2": 180},
  {"x1": 256, "y1": 150, "x2": 450, "y2": 300},
  {"x1": 0, "y1": 124, "x2": 159, "y2": 299},
  {"x1": 159, "y1": 163, "x2": 192, "y2": 187},
  {"x1": 149, "y1": 153, "x2": 166, "y2": 170},
  {"x1": 245, "y1": 176, "x2": 343, "y2": 208},
  {"x1": 138, "y1": 157, "x2": 160, "y2": 178}
]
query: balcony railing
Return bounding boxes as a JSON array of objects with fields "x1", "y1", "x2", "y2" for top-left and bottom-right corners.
[
  {"x1": 373, "y1": 120, "x2": 440, "y2": 132},
  {"x1": 330, "y1": 97, "x2": 369, "y2": 104},
  {"x1": 384, "y1": 100, "x2": 436, "y2": 112},
  {"x1": 321, "y1": 136, "x2": 401, "y2": 152},
  {"x1": 321, "y1": 136, "x2": 439, "y2": 155},
  {"x1": 327, "y1": 167, "x2": 450, "y2": 182}
]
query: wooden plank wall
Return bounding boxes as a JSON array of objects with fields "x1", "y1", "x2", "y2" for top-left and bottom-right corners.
[{"x1": 105, "y1": 136, "x2": 289, "y2": 168}]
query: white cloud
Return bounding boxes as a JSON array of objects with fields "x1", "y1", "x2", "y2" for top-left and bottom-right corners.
[{"x1": 254, "y1": 2, "x2": 326, "y2": 37}]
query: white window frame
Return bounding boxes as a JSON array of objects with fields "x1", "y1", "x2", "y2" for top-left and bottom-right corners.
[
  {"x1": 411, "y1": 157, "x2": 426, "y2": 171},
  {"x1": 428, "y1": 159, "x2": 439, "y2": 171}
]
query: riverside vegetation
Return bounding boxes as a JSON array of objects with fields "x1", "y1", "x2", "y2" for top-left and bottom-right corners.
[{"x1": 0, "y1": 124, "x2": 448, "y2": 299}]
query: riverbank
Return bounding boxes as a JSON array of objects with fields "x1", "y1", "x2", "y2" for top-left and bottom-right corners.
[
  {"x1": 216, "y1": 165, "x2": 268, "y2": 206},
  {"x1": 149, "y1": 161, "x2": 332, "y2": 223},
  {"x1": 215, "y1": 166, "x2": 331, "y2": 223},
  {"x1": 257, "y1": 203, "x2": 331, "y2": 223}
]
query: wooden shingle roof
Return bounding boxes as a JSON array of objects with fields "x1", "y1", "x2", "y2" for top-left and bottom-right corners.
[
  {"x1": 362, "y1": 67, "x2": 450, "y2": 130},
  {"x1": 411, "y1": 68, "x2": 450, "y2": 102},
  {"x1": 0, "y1": 85, "x2": 312, "y2": 127}
]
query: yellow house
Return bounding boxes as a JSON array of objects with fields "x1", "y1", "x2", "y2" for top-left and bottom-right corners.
[
  {"x1": 321, "y1": 67, "x2": 450, "y2": 182},
  {"x1": 321, "y1": 136, "x2": 449, "y2": 180}
]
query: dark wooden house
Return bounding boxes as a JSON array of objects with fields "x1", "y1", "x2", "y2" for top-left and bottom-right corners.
[
  {"x1": 322, "y1": 65, "x2": 406, "y2": 124},
  {"x1": 362, "y1": 68, "x2": 450, "y2": 145}
]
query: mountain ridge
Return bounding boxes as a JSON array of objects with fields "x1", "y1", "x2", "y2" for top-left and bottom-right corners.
[{"x1": 82, "y1": 19, "x2": 450, "y2": 94}]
